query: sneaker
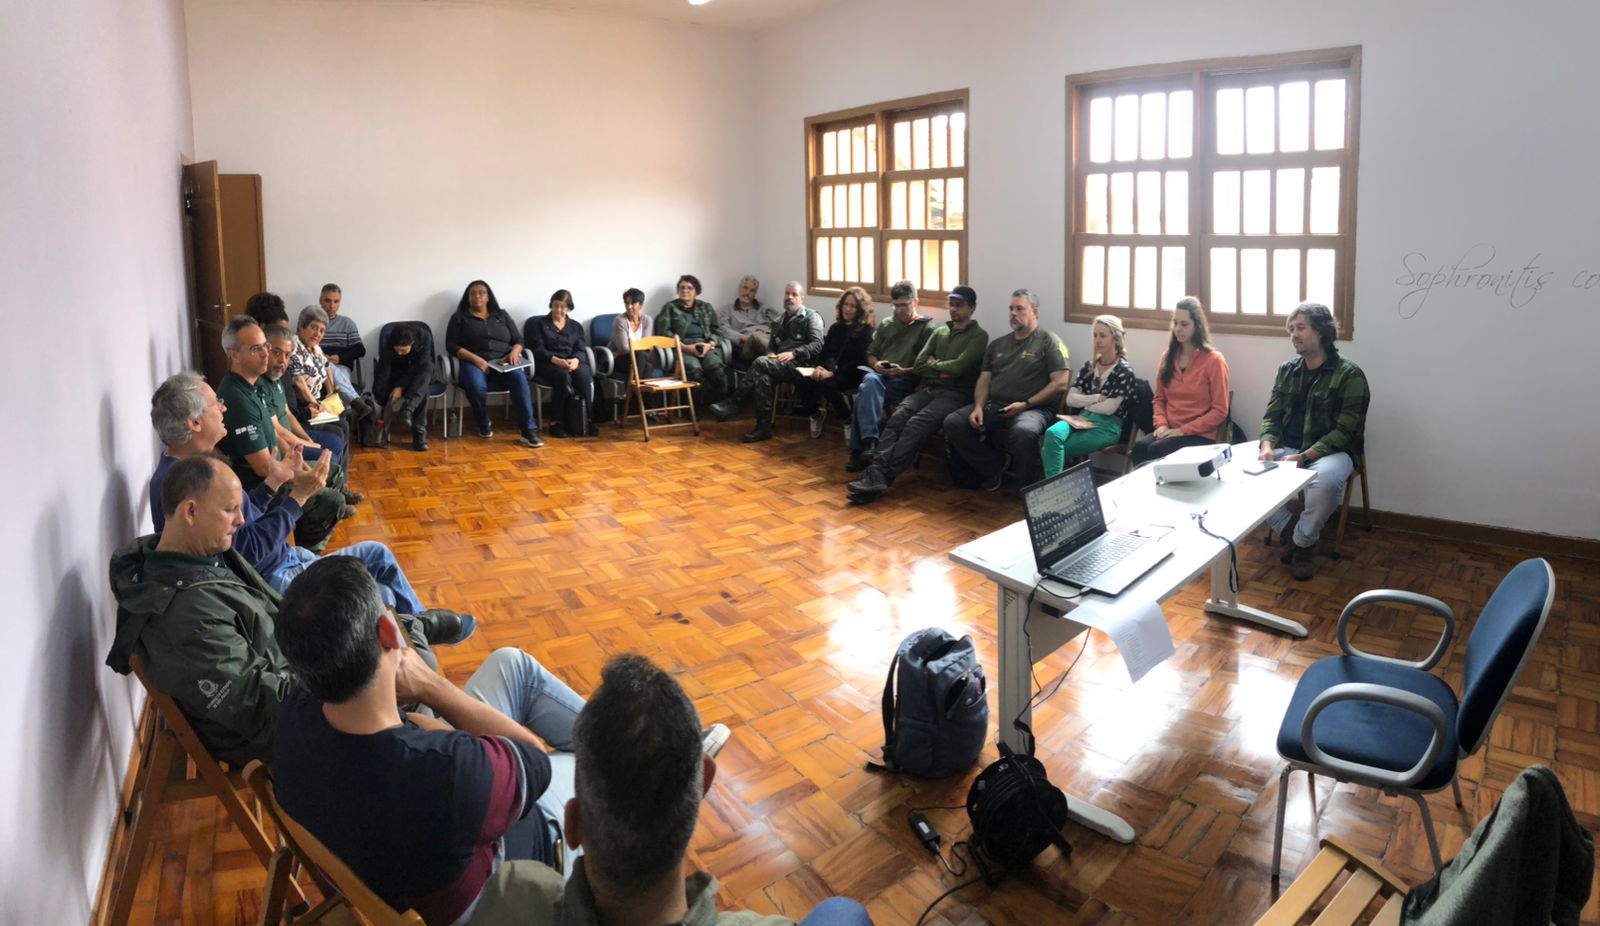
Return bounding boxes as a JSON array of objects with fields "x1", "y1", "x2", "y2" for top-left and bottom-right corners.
[
  {"x1": 478, "y1": 425, "x2": 494, "y2": 439},
  {"x1": 341, "y1": 488, "x2": 365, "y2": 506},
  {"x1": 1290, "y1": 543, "x2": 1315, "y2": 581},
  {"x1": 980, "y1": 455, "x2": 1010, "y2": 492},
  {"x1": 520, "y1": 429, "x2": 545, "y2": 449},
  {"x1": 808, "y1": 406, "x2": 829, "y2": 439},
  {"x1": 701, "y1": 723, "x2": 731, "y2": 759},
  {"x1": 549, "y1": 424, "x2": 569, "y2": 439}
]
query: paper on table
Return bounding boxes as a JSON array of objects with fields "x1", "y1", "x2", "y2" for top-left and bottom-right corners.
[
  {"x1": 1064, "y1": 596, "x2": 1173, "y2": 683},
  {"x1": 794, "y1": 367, "x2": 817, "y2": 378}
]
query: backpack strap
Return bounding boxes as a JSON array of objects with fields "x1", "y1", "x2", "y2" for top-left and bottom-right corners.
[{"x1": 866, "y1": 650, "x2": 903, "y2": 773}]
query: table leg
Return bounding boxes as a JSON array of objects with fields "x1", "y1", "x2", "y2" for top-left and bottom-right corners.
[
  {"x1": 995, "y1": 585, "x2": 1138, "y2": 844},
  {"x1": 1203, "y1": 551, "x2": 1307, "y2": 637}
]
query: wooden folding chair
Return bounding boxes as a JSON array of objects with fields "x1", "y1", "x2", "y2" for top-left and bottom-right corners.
[
  {"x1": 1253, "y1": 836, "x2": 1409, "y2": 925},
  {"x1": 244, "y1": 762, "x2": 426, "y2": 926},
  {"x1": 102, "y1": 655, "x2": 302, "y2": 926},
  {"x1": 622, "y1": 335, "x2": 700, "y2": 441}
]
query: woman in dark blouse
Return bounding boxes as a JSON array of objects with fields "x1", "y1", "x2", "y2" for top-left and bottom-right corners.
[
  {"x1": 528, "y1": 289, "x2": 594, "y2": 438},
  {"x1": 445, "y1": 279, "x2": 542, "y2": 448},
  {"x1": 797, "y1": 286, "x2": 876, "y2": 439}
]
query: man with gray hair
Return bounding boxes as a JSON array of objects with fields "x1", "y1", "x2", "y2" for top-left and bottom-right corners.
[
  {"x1": 708, "y1": 281, "x2": 824, "y2": 443},
  {"x1": 716, "y1": 274, "x2": 780, "y2": 365},
  {"x1": 943, "y1": 288, "x2": 1070, "y2": 491},
  {"x1": 470, "y1": 654, "x2": 868, "y2": 926}
]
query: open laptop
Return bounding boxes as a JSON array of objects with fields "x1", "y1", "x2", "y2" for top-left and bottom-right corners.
[{"x1": 1021, "y1": 461, "x2": 1172, "y2": 597}]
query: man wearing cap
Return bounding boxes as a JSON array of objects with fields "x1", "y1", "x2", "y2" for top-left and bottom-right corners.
[
  {"x1": 943, "y1": 288, "x2": 1071, "y2": 490},
  {"x1": 846, "y1": 286, "x2": 988, "y2": 505}
]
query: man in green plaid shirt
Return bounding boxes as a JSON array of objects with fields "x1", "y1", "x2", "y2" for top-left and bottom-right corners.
[{"x1": 1258, "y1": 302, "x2": 1370, "y2": 580}]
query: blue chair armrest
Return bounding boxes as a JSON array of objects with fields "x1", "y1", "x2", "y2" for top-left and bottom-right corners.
[
  {"x1": 1301, "y1": 682, "x2": 1449, "y2": 790},
  {"x1": 1337, "y1": 590, "x2": 1456, "y2": 669},
  {"x1": 593, "y1": 346, "x2": 613, "y2": 377}
]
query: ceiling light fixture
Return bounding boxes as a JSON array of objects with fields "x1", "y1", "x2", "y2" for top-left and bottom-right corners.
[{"x1": 688, "y1": 0, "x2": 711, "y2": 5}]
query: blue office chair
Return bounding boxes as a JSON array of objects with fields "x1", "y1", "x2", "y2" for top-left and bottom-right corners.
[
  {"x1": 1271, "y1": 557, "x2": 1556, "y2": 879},
  {"x1": 377, "y1": 321, "x2": 450, "y2": 438}
]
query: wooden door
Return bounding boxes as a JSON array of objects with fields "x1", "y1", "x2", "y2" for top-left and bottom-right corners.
[
  {"x1": 219, "y1": 174, "x2": 266, "y2": 323},
  {"x1": 184, "y1": 161, "x2": 229, "y2": 384}
]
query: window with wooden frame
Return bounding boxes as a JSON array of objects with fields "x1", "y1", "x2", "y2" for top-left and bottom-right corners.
[
  {"x1": 1066, "y1": 48, "x2": 1360, "y2": 337},
  {"x1": 807, "y1": 90, "x2": 968, "y2": 306}
]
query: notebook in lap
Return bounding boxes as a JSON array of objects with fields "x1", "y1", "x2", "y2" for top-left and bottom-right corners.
[{"x1": 1022, "y1": 461, "x2": 1172, "y2": 597}]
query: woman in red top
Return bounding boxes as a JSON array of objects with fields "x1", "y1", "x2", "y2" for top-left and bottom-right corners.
[{"x1": 1133, "y1": 296, "x2": 1231, "y2": 465}]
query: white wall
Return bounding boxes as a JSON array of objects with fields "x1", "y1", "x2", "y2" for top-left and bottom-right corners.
[
  {"x1": 753, "y1": 0, "x2": 1600, "y2": 540},
  {"x1": 0, "y1": 0, "x2": 195, "y2": 921},
  {"x1": 185, "y1": 0, "x2": 759, "y2": 345}
]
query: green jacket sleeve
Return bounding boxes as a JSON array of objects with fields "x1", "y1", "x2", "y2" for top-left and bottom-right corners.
[
  {"x1": 792, "y1": 311, "x2": 826, "y2": 363},
  {"x1": 1259, "y1": 365, "x2": 1291, "y2": 444},
  {"x1": 915, "y1": 328, "x2": 986, "y2": 379},
  {"x1": 145, "y1": 600, "x2": 293, "y2": 758},
  {"x1": 1308, "y1": 365, "x2": 1370, "y2": 459}
]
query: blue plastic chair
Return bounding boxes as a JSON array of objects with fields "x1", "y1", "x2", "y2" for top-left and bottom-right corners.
[
  {"x1": 377, "y1": 321, "x2": 450, "y2": 438},
  {"x1": 1271, "y1": 557, "x2": 1555, "y2": 879}
]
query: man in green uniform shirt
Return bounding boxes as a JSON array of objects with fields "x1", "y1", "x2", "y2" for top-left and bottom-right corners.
[{"x1": 944, "y1": 289, "x2": 1071, "y2": 490}]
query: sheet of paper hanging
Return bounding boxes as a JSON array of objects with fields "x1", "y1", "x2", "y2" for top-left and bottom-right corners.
[{"x1": 1061, "y1": 595, "x2": 1174, "y2": 683}]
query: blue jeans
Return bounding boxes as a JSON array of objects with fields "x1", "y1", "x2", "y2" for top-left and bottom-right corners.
[
  {"x1": 266, "y1": 542, "x2": 425, "y2": 615},
  {"x1": 329, "y1": 363, "x2": 357, "y2": 401},
  {"x1": 459, "y1": 363, "x2": 536, "y2": 432},
  {"x1": 1267, "y1": 447, "x2": 1355, "y2": 547},
  {"x1": 798, "y1": 898, "x2": 873, "y2": 926},
  {"x1": 305, "y1": 426, "x2": 345, "y2": 465},
  {"x1": 465, "y1": 648, "x2": 586, "y2": 877},
  {"x1": 850, "y1": 372, "x2": 916, "y2": 450}
]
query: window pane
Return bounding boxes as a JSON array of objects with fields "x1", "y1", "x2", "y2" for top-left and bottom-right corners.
[
  {"x1": 946, "y1": 178, "x2": 964, "y2": 230},
  {"x1": 889, "y1": 182, "x2": 907, "y2": 228},
  {"x1": 831, "y1": 238, "x2": 846, "y2": 284},
  {"x1": 1276, "y1": 168, "x2": 1305, "y2": 234},
  {"x1": 1107, "y1": 245, "x2": 1131, "y2": 308},
  {"x1": 1088, "y1": 97, "x2": 1113, "y2": 163},
  {"x1": 887, "y1": 238, "x2": 903, "y2": 284},
  {"x1": 1082, "y1": 245, "x2": 1106, "y2": 305},
  {"x1": 1165, "y1": 171, "x2": 1188, "y2": 234},
  {"x1": 942, "y1": 241, "x2": 961, "y2": 291},
  {"x1": 1137, "y1": 171, "x2": 1162, "y2": 235},
  {"x1": 816, "y1": 237, "x2": 830, "y2": 282},
  {"x1": 821, "y1": 131, "x2": 837, "y2": 175},
  {"x1": 1210, "y1": 248, "x2": 1237, "y2": 314},
  {"x1": 1242, "y1": 169, "x2": 1271, "y2": 234},
  {"x1": 1161, "y1": 247, "x2": 1186, "y2": 308},
  {"x1": 1213, "y1": 170, "x2": 1240, "y2": 234},
  {"x1": 1307, "y1": 248, "x2": 1336, "y2": 306},
  {"x1": 932, "y1": 114, "x2": 949, "y2": 169},
  {"x1": 1114, "y1": 94, "x2": 1139, "y2": 161},
  {"x1": 913, "y1": 117, "x2": 931, "y2": 169},
  {"x1": 851, "y1": 126, "x2": 867, "y2": 173},
  {"x1": 819, "y1": 185, "x2": 834, "y2": 228},
  {"x1": 1110, "y1": 172, "x2": 1133, "y2": 234},
  {"x1": 1168, "y1": 90, "x2": 1193, "y2": 158},
  {"x1": 1086, "y1": 174, "x2": 1108, "y2": 234},
  {"x1": 1279, "y1": 81, "x2": 1309, "y2": 152},
  {"x1": 927, "y1": 179, "x2": 945, "y2": 230},
  {"x1": 893, "y1": 121, "x2": 911, "y2": 170},
  {"x1": 1134, "y1": 246, "x2": 1159, "y2": 309},
  {"x1": 905, "y1": 240, "x2": 921, "y2": 288},
  {"x1": 1314, "y1": 79, "x2": 1346, "y2": 150},
  {"x1": 837, "y1": 131, "x2": 851, "y2": 176},
  {"x1": 923, "y1": 240, "x2": 941, "y2": 290},
  {"x1": 910, "y1": 180, "x2": 926, "y2": 230},
  {"x1": 866, "y1": 124, "x2": 878, "y2": 170},
  {"x1": 864, "y1": 182, "x2": 878, "y2": 227},
  {"x1": 950, "y1": 112, "x2": 966, "y2": 168},
  {"x1": 1310, "y1": 166, "x2": 1340, "y2": 233},
  {"x1": 848, "y1": 182, "x2": 863, "y2": 228},
  {"x1": 835, "y1": 186, "x2": 847, "y2": 231},
  {"x1": 861, "y1": 237, "x2": 876, "y2": 285},
  {"x1": 845, "y1": 236, "x2": 860, "y2": 282},
  {"x1": 1246, "y1": 85, "x2": 1275, "y2": 154},
  {"x1": 1273, "y1": 249, "x2": 1301, "y2": 314},
  {"x1": 1241, "y1": 248, "x2": 1267, "y2": 315},
  {"x1": 1141, "y1": 92, "x2": 1166, "y2": 161},
  {"x1": 1216, "y1": 88, "x2": 1244, "y2": 155}
]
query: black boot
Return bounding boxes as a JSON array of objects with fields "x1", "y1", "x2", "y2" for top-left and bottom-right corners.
[
  {"x1": 741, "y1": 415, "x2": 774, "y2": 443},
  {"x1": 412, "y1": 425, "x2": 428, "y2": 452}
]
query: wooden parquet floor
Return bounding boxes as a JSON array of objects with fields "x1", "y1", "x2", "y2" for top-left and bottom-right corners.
[{"x1": 111, "y1": 416, "x2": 1600, "y2": 925}]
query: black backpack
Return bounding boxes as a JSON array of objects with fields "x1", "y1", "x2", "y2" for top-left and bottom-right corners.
[
  {"x1": 878, "y1": 628, "x2": 989, "y2": 778},
  {"x1": 1126, "y1": 376, "x2": 1155, "y2": 437}
]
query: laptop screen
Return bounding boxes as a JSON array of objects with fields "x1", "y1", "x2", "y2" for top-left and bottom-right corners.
[{"x1": 1023, "y1": 462, "x2": 1105, "y2": 568}]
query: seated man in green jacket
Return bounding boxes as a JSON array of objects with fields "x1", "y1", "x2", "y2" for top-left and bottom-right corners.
[
  {"x1": 846, "y1": 286, "x2": 988, "y2": 505},
  {"x1": 709, "y1": 281, "x2": 826, "y2": 443}
]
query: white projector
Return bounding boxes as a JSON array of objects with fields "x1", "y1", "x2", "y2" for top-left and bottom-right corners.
[{"x1": 1152, "y1": 443, "x2": 1232, "y2": 484}]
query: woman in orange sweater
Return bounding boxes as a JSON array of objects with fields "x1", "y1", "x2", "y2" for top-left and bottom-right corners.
[{"x1": 1133, "y1": 297, "x2": 1231, "y2": 465}]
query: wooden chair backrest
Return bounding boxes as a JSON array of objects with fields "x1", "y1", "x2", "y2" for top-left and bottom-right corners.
[
  {"x1": 627, "y1": 335, "x2": 689, "y2": 386},
  {"x1": 128, "y1": 654, "x2": 246, "y2": 795},
  {"x1": 243, "y1": 761, "x2": 426, "y2": 926},
  {"x1": 1253, "y1": 837, "x2": 1409, "y2": 926}
]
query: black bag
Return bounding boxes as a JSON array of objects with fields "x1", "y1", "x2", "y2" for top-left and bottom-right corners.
[
  {"x1": 1126, "y1": 377, "x2": 1155, "y2": 436},
  {"x1": 360, "y1": 416, "x2": 389, "y2": 448},
  {"x1": 878, "y1": 628, "x2": 989, "y2": 778},
  {"x1": 563, "y1": 395, "x2": 589, "y2": 437}
]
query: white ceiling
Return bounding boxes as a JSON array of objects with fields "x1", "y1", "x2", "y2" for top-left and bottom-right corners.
[{"x1": 314, "y1": 0, "x2": 846, "y2": 30}]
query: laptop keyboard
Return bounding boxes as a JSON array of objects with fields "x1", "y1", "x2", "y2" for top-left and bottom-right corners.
[{"x1": 1053, "y1": 533, "x2": 1147, "y2": 585}]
